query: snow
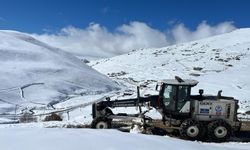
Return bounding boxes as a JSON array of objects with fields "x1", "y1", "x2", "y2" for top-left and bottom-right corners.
[
  {"x1": 90, "y1": 28, "x2": 250, "y2": 112},
  {"x1": 0, "y1": 30, "x2": 119, "y2": 115},
  {"x1": 0, "y1": 128, "x2": 249, "y2": 150}
]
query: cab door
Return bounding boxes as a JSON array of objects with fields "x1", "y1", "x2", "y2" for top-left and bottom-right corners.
[
  {"x1": 177, "y1": 85, "x2": 190, "y2": 112},
  {"x1": 162, "y1": 84, "x2": 191, "y2": 113},
  {"x1": 162, "y1": 85, "x2": 177, "y2": 112}
]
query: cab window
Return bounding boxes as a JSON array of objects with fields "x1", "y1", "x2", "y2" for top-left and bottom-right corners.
[
  {"x1": 163, "y1": 85, "x2": 177, "y2": 111},
  {"x1": 177, "y1": 86, "x2": 189, "y2": 111}
]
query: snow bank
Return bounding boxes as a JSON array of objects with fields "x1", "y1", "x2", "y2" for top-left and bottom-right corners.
[{"x1": 0, "y1": 128, "x2": 249, "y2": 150}]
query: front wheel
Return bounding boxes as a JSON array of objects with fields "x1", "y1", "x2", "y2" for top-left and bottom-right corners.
[
  {"x1": 180, "y1": 119, "x2": 205, "y2": 141},
  {"x1": 91, "y1": 117, "x2": 111, "y2": 129}
]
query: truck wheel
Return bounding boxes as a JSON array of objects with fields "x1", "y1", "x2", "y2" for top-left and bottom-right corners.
[
  {"x1": 180, "y1": 119, "x2": 204, "y2": 140},
  {"x1": 208, "y1": 120, "x2": 231, "y2": 142},
  {"x1": 91, "y1": 117, "x2": 111, "y2": 129}
]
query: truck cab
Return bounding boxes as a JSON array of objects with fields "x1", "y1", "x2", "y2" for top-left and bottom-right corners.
[{"x1": 156, "y1": 78, "x2": 198, "y2": 120}]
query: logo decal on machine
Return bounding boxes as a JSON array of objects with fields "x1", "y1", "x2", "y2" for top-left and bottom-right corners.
[
  {"x1": 215, "y1": 105, "x2": 222, "y2": 115},
  {"x1": 200, "y1": 108, "x2": 209, "y2": 114}
]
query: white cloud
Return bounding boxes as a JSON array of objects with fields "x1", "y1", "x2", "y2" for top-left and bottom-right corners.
[
  {"x1": 33, "y1": 21, "x2": 236, "y2": 59},
  {"x1": 33, "y1": 22, "x2": 169, "y2": 58},
  {"x1": 171, "y1": 21, "x2": 236, "y2": 43}
]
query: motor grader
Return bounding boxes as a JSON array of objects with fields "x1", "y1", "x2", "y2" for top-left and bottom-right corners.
[{"x1": 91, "y1": 76, "x2": 241, "y2": 142}]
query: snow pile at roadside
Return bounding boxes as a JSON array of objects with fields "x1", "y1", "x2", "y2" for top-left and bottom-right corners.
[
  {"x1": 91, "y1": 28, "x2": 250, "y2": 112},
  {"x1": 0, "y1": 30, "x2": 119, "y2": 115},
  {"x1": 1, "y1": 128, "x2": 249, "y2": 150}
]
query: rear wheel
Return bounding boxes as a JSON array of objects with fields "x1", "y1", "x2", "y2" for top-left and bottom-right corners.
[
  {"x1": 180, "y1": 119, "x2": 205, "y2": 140},
  {"x1": 91, "y1": 117, "x2": 111, "y2": 129},
  {"x1": 208, "y1": 120, "x2": 231, "y2": 142}
]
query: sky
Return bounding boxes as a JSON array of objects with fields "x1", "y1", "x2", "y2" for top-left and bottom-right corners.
[{"x1": 0, "y1": 0, "x2": 249, "y2": 58}]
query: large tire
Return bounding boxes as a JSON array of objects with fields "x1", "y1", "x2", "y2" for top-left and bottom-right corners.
[
  {"x1": 180, "y1": 119, "x2": 205, "y2": 140},
  {"x1": 208, "y1": 120, "x2": 231, "y2": 142},
  {"x1": 91, "y1": 117, "x2": 111, "y2": 129}
]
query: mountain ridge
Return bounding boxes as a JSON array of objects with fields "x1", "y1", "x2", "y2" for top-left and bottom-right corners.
[{"x1": 0, "y1": 30, "x2": 119, "y2": 114}]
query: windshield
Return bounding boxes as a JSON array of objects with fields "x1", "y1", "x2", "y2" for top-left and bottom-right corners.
[
  {"x1": 177, "y1": 86, "x2": 189, "y2": 111},
  {"x1": 163, "y1": 85, "x2": 177, "y2": 111}
]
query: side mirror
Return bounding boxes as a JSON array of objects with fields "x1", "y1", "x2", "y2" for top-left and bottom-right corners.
[{"x1": 155, "y1": 84, "x2": 159, "y2": 91}]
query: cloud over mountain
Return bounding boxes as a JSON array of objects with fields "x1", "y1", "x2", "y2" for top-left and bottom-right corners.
[{"x1": 33, "y1": 21, "x2": 236, "y2": 58}]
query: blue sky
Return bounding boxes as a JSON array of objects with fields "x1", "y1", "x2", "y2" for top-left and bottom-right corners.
[
  {"x1": 0, "y1": 0, "x2": 249, "y2": 58},
  {"x1": 0, "y1": 0, "x2": 249, "y2": 34}
]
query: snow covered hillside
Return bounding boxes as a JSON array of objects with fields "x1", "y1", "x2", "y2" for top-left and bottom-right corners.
[
  {"x1": 0, "y1": 30, "x2": 119, "y2": 114},
  {"x1": 91, "y1": 28, "x2": 250, "y2": 112}
]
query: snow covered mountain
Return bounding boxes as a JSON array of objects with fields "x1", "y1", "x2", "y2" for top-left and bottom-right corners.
[
  {"x1": 91, "y1": 28, "x2": 250, "y2": 112},
  {"x1": 0, "y1": 29, "x2": 249, "y2": 150},
  {"x1": 0, "y1": 30, "x2": 119, "y2": 114}
]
